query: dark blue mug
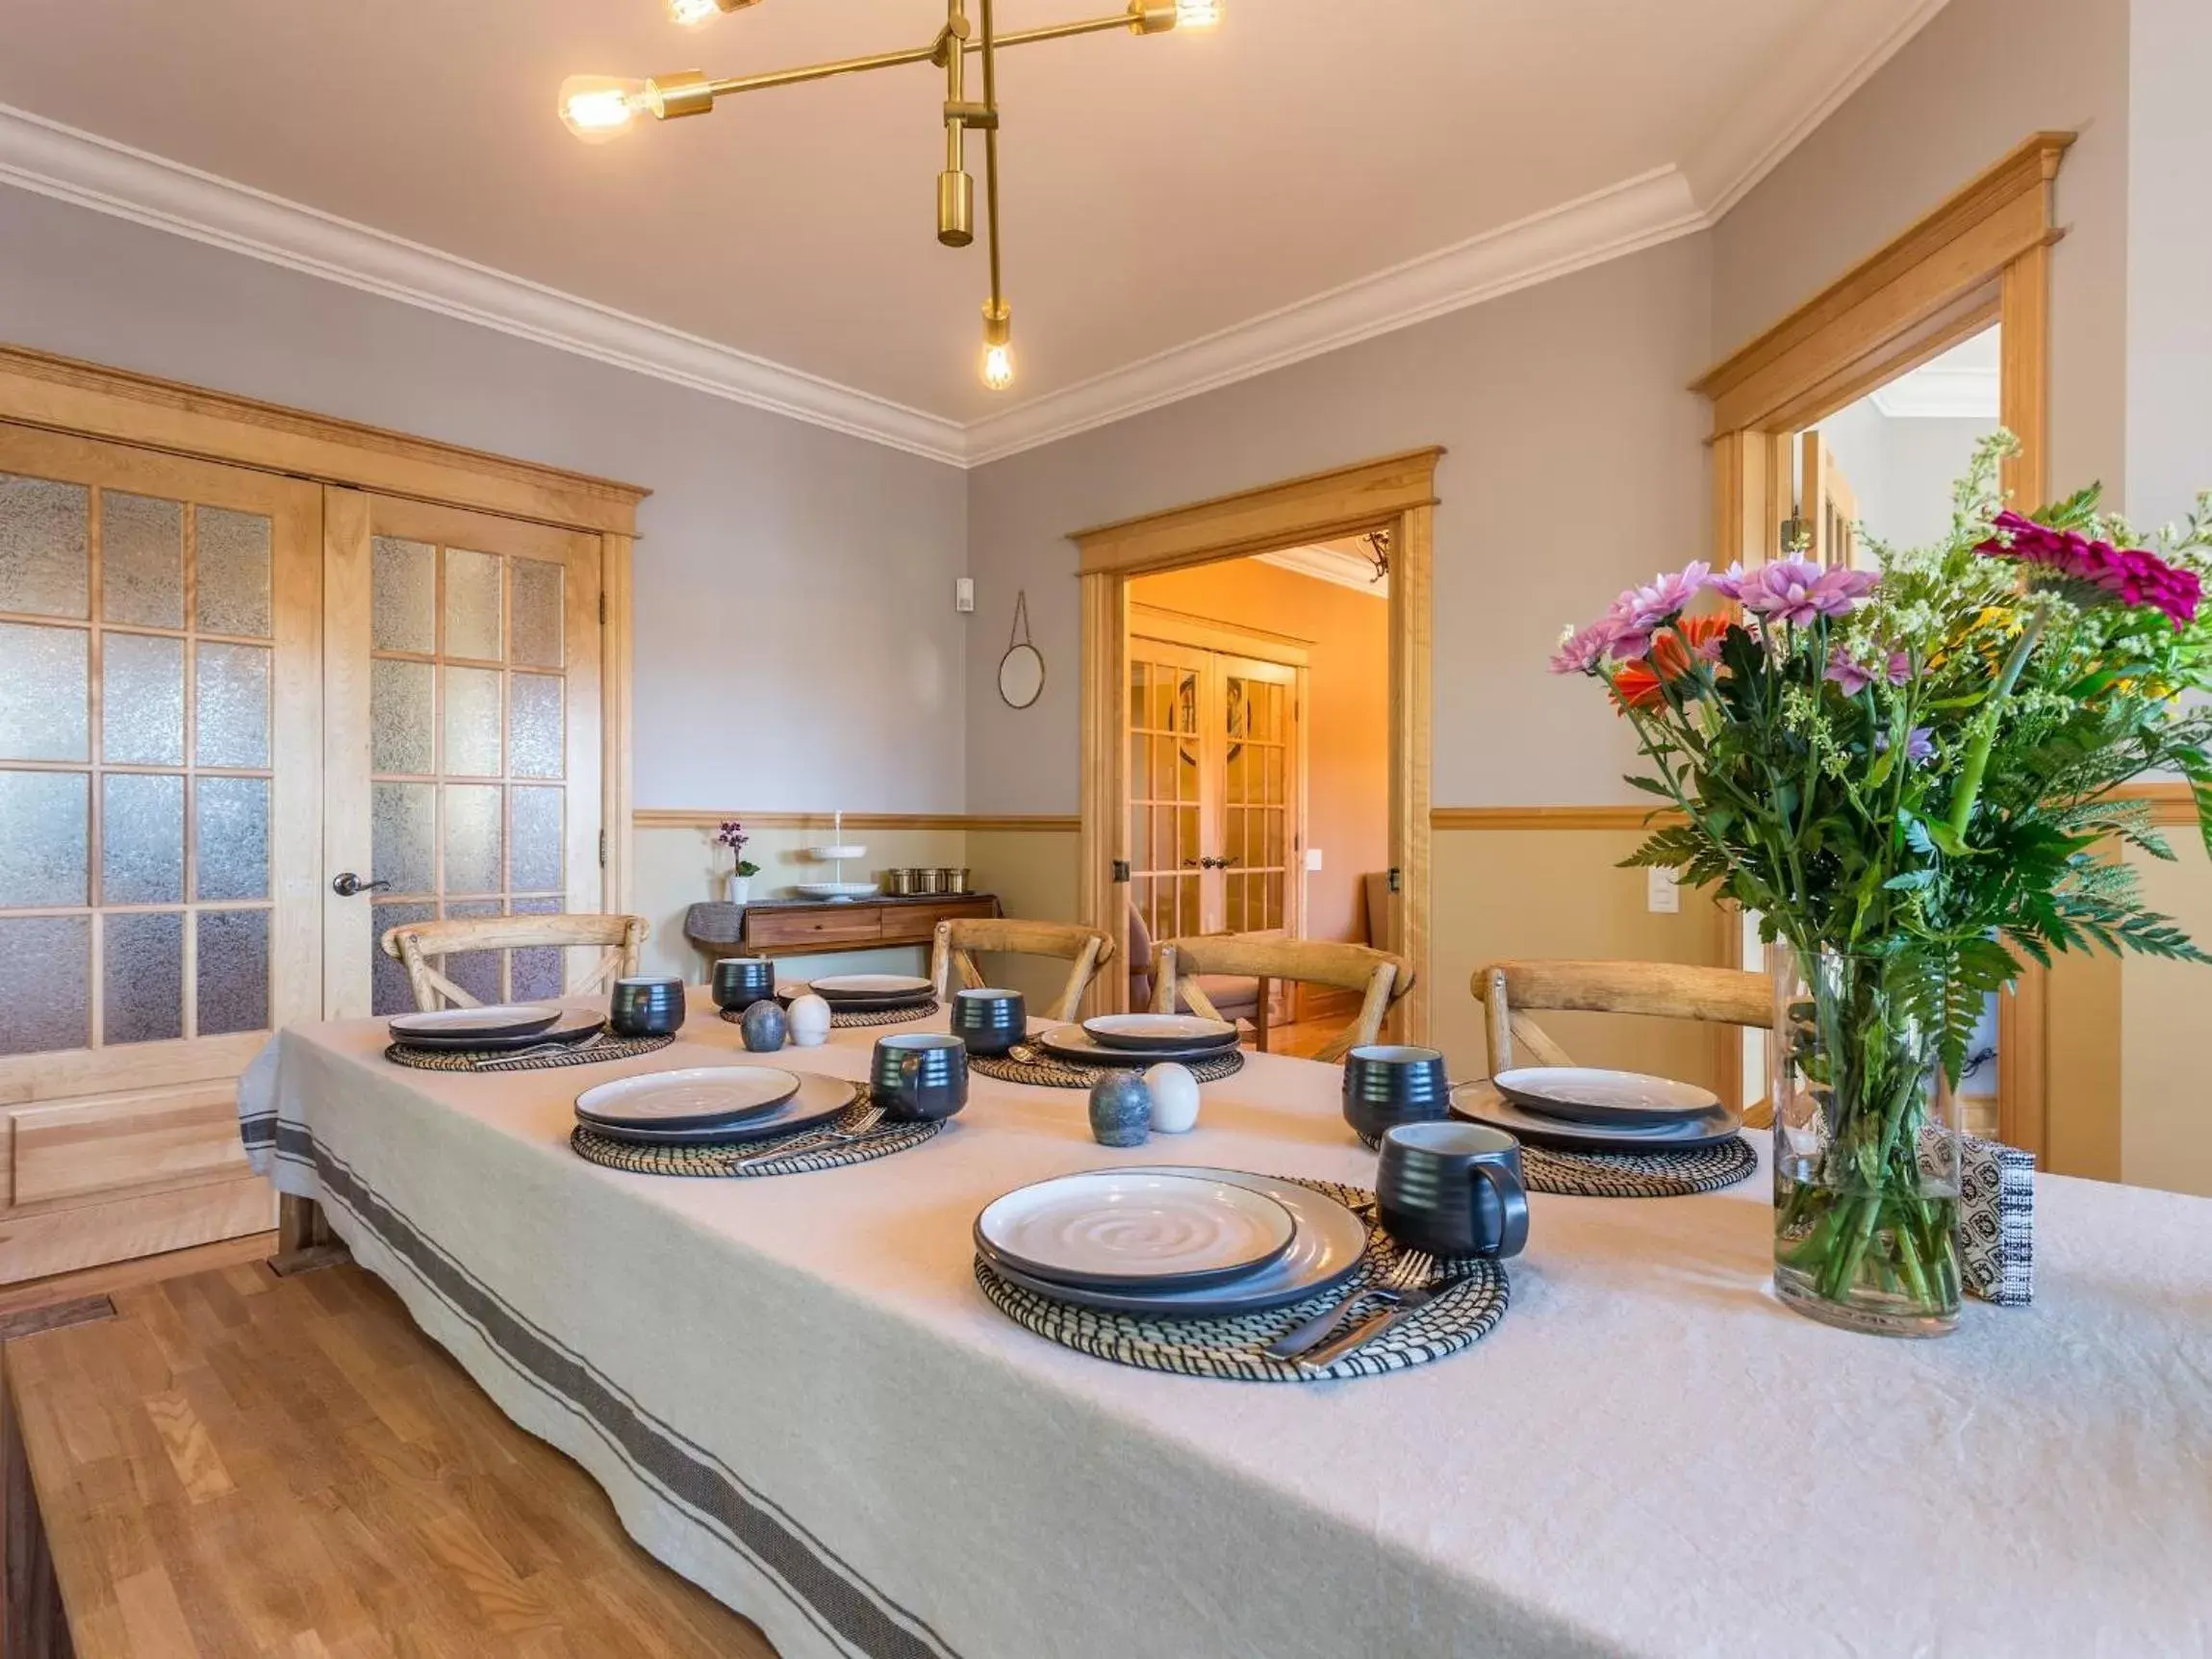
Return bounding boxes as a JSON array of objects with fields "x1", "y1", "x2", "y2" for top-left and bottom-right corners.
[
  {"x1": 1341, "y1": 1044, "x2": 1450, "y2": 1145},
  {"x1": 950, "y1": 987, "x2": 1026, "y2": 1057},
  {"x1": 872, "y1": 1034, "x2": 970, "y2": 1122},
  {"x1": 712, "y1": 957, "x2": 777, "y2": 1012},
  {"x1": 1377, "y1": 1121, "x2": 1530, "y2": 1259},
  {"x1": 609, "y1": 976, "x2": 686, "y2": 1038}
]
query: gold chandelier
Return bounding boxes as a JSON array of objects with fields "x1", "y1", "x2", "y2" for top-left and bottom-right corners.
[{"x1": 560, "y1": 0, "x2": 1223, "y2": 393}]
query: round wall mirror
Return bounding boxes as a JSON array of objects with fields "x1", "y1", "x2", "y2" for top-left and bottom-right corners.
[{"x1": 999, "y1": 642, "x2": 1046, "y2": 708}]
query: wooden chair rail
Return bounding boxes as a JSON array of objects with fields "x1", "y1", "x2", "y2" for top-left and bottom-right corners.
[
  {"x1": 380, "y1": 913, "x2": 649, "y2": 1012},
  {"x1": 1156, "y1": 937, "x2": 1412, "y2": 1064},
  {"x1": 930, "y1": 919, "x2": 1116, "y2": 1026}
]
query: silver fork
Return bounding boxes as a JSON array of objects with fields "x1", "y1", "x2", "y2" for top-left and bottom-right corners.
[
  {"x1": 732, "y1": 1106, "x2": 886, "y2": 1170},
  {"x1": 1264, "y1": 1249, "x2": 1436, "y2": 1361}
]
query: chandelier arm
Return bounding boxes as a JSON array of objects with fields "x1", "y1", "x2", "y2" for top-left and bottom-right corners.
[{"x1": 695, "y1": 8, "x2": 1146, "y2": 105}]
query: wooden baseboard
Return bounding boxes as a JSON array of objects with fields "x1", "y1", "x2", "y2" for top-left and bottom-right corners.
[{"x1": 0, "y1": 1229, "x2": 275, "y2": 1320}]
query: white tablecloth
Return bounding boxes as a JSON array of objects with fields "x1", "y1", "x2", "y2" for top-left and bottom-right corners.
[{"x1": 240, "y1": 992, "x2": 2212, "y2": 1659}]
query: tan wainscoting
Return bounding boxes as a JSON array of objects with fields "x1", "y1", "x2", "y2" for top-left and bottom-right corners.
[{"x1": 634, "y1": 811, "x2": 1081, "y2": 832}]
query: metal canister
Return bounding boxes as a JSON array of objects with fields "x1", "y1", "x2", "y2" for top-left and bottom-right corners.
[
  {"x1": 885, "y1": 868, "x2": 917, "y2": 896},
  {"x1": 939, "y1": 866, "x2": 971, "y2": 895},
  {"x1": 916, "y1": 867, "x2": 947, "y2": 895}
]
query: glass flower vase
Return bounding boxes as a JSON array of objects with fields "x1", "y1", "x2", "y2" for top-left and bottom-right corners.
[{"x1": 1770, "y1": 946, "x2": 1963, "y2": 1337}]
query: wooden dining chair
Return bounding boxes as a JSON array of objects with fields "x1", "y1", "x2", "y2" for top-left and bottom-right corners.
[
  {"x1": 1152, "y1": 936, "x2": 1413, "y2": 1062},
  {"x1": 1474, "y1": 958, "x2": 1773, "y2": 1123},
  {"x1": 930, "y1": 918, "x2": 1117, "y2": 1025},
  {"x1": 380, "y1": 913, "x2": 651, "y2": 1012}
]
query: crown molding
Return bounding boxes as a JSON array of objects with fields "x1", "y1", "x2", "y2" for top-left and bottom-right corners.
[
  {"x1": 1867, "y1": 362, "x2": 1999, "y2": 419},
  {"x1": 0, "y1": 102, "x2": 970, "y2": 467},
  {"x1": 962, "y1": 166, "x2": 1707, "y2": 466},
  {"x1": 1254, "y1": 543, "x2": 1390, "y2": 597}
]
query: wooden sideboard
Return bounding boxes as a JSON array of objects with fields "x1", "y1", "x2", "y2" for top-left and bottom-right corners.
[{"x1": 684, "y1": 894, "x2": 1002, "y2": 960}]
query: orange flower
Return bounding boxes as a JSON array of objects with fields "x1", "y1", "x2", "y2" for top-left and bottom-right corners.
[{"x1": 1612, "y1": 615, "x2": 1728, "y2": 714}]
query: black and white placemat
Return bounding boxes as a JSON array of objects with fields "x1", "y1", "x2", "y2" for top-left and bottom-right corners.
[
  {"x1": 972, "y1": 1042, "x2": 1246, "y2": 1090},
  {"x1": 975, "y1": 1175, "x2": 1508, "y2": 1383},
  {"x1": 570, "y1": 1089, "x2": 944, "y2": 1178},
  {"x1": 1356, "y1": 1124, "x2": 1758, "y2": 1198},
  {"x1": 721, "y1": 1002, "x2": 940, "y2": 1032},
  {"x1": 385, "y1": 1032, "x2": 675, "y2": 1073}
]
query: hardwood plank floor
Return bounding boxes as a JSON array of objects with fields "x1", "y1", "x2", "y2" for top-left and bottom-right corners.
[{"x1": 0, "y1": 1233, "x2": 278, "y2": 1322}]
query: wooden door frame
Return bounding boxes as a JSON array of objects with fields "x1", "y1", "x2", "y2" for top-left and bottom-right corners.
[
  {"x1": 1073, "y1": 447, "x2": 1440, "y2": 1037},
  {"x1": 1690, "y1": 131, "x2": 2072, "y2": 1157},
  {"x1": 0, "y1": 343, "x2": 648, "y2": 931}
]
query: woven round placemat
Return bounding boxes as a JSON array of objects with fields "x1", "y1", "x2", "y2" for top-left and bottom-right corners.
[
  {"x1": 975, "y1": 1175, "x2": 1509, "y2": 1383},
  {"x1": 1354, "y1": 1126, "x2": 1758, "y2": 1198},
  {"x1": 972, "y1": 1041, "x2": 1245, "y2": 1090},
  {"x1": 384, "y1": 1032, "x2": 674, "y2": 1073},
  {"x1": 570, "y1": 1089, "x2": 943, "y2": 1178},
  {"x1": 720, "y1": 1002, "x2": 940, "y2": 1033}
]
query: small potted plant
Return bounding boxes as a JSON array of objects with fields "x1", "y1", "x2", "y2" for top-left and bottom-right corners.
[{"x1": 716, "y1": 820, "x2": 761, "y2": 905}]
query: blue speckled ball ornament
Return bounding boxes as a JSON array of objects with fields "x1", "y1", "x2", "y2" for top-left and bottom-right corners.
[
  {"x1": 739, "y1": 1000, "x2": 789, "y2": 1053},
  {"x1": 1088, "y1": 1072, "x2": 1152, "y2": 1147}
]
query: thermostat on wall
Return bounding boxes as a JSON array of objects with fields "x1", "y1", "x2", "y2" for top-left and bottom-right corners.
[{"x1": 955, "y1": 576, "x2": 976, "y2": 613}]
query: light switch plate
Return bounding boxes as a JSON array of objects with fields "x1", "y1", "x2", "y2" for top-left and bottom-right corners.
[
  {"x1": 1305, "y1": 847, "x2": 1324, "y2": 872},
  {"x1": 1646, "y1": 866, "x2": 1681, "y2": 914},
  {"x1": 954, "y1": 576, "x2": 976, "y2": 613}
]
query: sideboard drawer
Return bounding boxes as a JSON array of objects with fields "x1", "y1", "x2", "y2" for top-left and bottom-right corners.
[
  {"x1": 880, "y1": 898, "x2": 999, "y2": 947},
  {"x1": 746, "y1": 907, "x2": 885, "y2": 950},
  {"x1": 11, "y1": 1085, "x2": 250, "y2": 1208}
]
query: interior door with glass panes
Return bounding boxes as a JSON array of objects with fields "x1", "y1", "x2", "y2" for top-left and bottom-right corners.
[
  {"x1": 0, "y1": 423, "x2": 319, "y2": 1281},
  {"x1": 323, "y1": 494, "x2": 603, "y2": 1017},
  {"x1": 1126, "y1": 639, "x2": 1208, "y2": 956},
  {"x1": 1217, "y1": 653, "x2": 1298, "y2": 938}
]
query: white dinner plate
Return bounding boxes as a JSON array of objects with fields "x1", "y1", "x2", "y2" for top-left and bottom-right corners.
[
  {"x1": 1494, "y1": 1066, "x2": 1720, "y2": 1125},
  {"x1": 810, "y1": 974, "x2": 934, "y2": 1002},
  {"x1": 575, "y1": 1065, "x2": 801, "y2": 1133},
  {"x1": 389, "y1": 1004, "x2": 560, "y2": 1040},
  {"x1": 1081, "y1": 1013, "x2": 1238, "y2": 1052},
  {"x1": 975, "y1": 1171, "x2": 1296, "y2": 1291},
  {"x1": 979, "y1": 1167, "x2": 1369, "y2": 1318},
  {"x1": 1452, "y1": 1082, "x2": 1741, "y2": 1152},
  {"x1": 576, "y1": 1072, "x2": 859, "y2": 1147}
]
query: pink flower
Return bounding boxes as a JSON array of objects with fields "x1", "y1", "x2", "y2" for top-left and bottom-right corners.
[
  {"x1": 1877, "y1": 727, "x2": 1936, "y2": 766},
  {"x1": 1825, "y1": 649, "x2": 1875, "y2": 696},
  {"x1": 1739, "y1": 559, "x2": 1877, "y2": 625},
  {"x1": 1707, "y1": 563, "x2": 1746, "y2": 601},
  {"x1": 1602, "y1": 562, "x2": 1712, "y2": 659},
  {"x1": 1550, "y1": 614, "x2": 1620, "y2": 675},
  {"x1": 1975, "y1": 510, "x2": 2201, "y2": 627},
  {"x1": 1886, "y1": 650, "x2": 1913, "y2": 686}
]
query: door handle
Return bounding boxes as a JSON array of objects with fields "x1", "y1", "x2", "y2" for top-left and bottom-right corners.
[
  {"x1": 331, "y1": 871, "x2": 393, "y2": 898},
  {"x1": 1196, "y1": 855, "x2": 1240, "y2": 870}
]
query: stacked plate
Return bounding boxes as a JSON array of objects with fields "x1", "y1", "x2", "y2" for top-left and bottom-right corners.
[
  {"x1": 1030, "y1": 1012, "x2": 1239, "y2": 1068},
  {"x1": 574, "y1": 1058, "x2": 859, "y2": 1147},
  {"x1": 1452, "y1": 1067, "x2": 1742, "y2": 1153},
  {"x1": 387, "y1": 1004, "x2": 607, "y2": 1055},
  {"x1": 973, "y1": 1167, "x2": 1367, "y2": 1318},
  {"x1": 784, "y1": 974, "x2": 937, "y2": 1016}
]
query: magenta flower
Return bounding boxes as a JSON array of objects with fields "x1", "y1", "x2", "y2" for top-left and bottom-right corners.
[
  {"x1": 1885, "y1": 650, "x2": 1913, "y2": 686},
  {"x1": 1738, "y1": 559, "x2": 1877, "y2": 625},
  {"x1": 1707, "y1": 563, "x2": 1746, "y2": 601},
  {"x1": 1825, "y1": 649, "x2": 1875, "y2": 696},
  {"x1": 1975, "y1": 510, "x2": 2201, "y2": 627},
  {"x1": 1599, "y1": 562, "x2": 1712, "y2": 659},
  {"x1": 1550, "y1": 614, "x2": 1620, "y2": 675}
]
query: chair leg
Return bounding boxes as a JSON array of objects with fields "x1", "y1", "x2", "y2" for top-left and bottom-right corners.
[{"x1": 1253, "y1": 977, "x2": 1270, "y2": 1053}]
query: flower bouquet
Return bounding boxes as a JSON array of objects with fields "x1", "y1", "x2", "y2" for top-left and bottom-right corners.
[
  {"x1": 716, "y1": 820, "x2": 760, "y2": 902},
  {"x1": 1553, "y1": 436, "x2": 2212, "y2": 1335}
]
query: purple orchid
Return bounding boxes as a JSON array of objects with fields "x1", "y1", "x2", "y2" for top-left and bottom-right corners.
[
  {"x1": 1875, "y1": 727, "x2": 1936, "y2": 767},
  {"x1": 1738, "y1": 559, "x2": 1878, "y2": 626},
  {"x1": 1975, "y1": 510, "x2": 2202, "y2": 627}
]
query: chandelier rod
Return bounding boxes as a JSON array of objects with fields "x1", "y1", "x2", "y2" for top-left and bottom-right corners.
[
  {"x1": 980, "y1": 0, "x2": 1004, "y2": 320},
  {"x1": 701, "y1": 10, "x2": 1139, "y2": 103}
]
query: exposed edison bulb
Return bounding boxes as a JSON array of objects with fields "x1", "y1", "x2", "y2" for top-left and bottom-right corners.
[
  {"x1": 981, "y1": 341, "x2": 1015, "y2": 392},
  {"x1": 559, "y1": 75, "x2": 649, "y2": 142},
  {"x1": 1175, "y1": 0, "x2": 1222, "y2": 28}
]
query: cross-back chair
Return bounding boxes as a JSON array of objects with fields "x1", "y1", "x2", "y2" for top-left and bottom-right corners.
[
  {"x1": 380, "y1": 914, "x2": 650, "y2": 1012},
  {"x1": 931, "y1": 918, "x2": 1116, "y2": 1025},
  {"x1": 1153, "y1": 936, "x2": 1413, "y2": 1062},
  {"x1": 1475, "y1": 958, "x2": 1772, "y2": 1123}
]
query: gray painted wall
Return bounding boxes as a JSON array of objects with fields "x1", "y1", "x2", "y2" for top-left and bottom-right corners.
[
  {"x1": 965, "y1": 234, "x2": 1715, "y2": 814},
  {"x1": 0, "y1": 184, "x2": 970, "y2": 813}
]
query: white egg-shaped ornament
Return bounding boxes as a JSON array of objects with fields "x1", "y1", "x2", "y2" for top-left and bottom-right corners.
[
  {"x1": 1144, "y1": 1062, "x2": 1202, "y2": 1133},
  {"x1": 786, "y1": 993, "x2": 834, "y2": 1048}
]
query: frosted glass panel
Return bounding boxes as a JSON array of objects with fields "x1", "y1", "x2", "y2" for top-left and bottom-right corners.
[
  {"x1": 511, "y1": 558, "x2": 564, "y2": 668},
  {"x1": 370, "y1": 900, "x2": 435, "y2": 1016},
  {"x1": 101, "y1": 631, "x2": 185, "y2": 766},
  {"x1": 511, "y1": 895, "x2": 565, "y2": 1001},
  {"x1": 194, "y1": 506, "x2": 272, "y2": 638},
  {"x1": 194, "y1": 642, "x2": 270, "y2": 768},
  {"x1": 0, "y1": 622, "x2": 89, "y2": 761},
  {"x1": 509, "y1": 674, "x2": 563, "y2": 778},
  {"x1": 370, "y1": 658, "x2": 435, "y2": 775},
  {"x1": 443, "y1": 666, "x2": 502, "y2": 778},
  {"x1": 195, "y1": 776, "x2": 269, "y2": 902},
  {"x1": 444, "y1": 899, "x2": 504, "y2": 1006},
  {"x1": 101, "y1": 492, "x2": 184, "y2": 628},
  {"x1": 196, "y1": 908, "x2": 269, "y2": 1035},
  {"x1": 445, "y1": 548, "x2": 503, "y2": 660},
  {"x1": 101, "y1": 774, "x2": 184, "y2": 905},
  {"x1": 0, "y1": 473, "x2": 89, "y2": 620},
  {"x1": 0, "y1": 916, "x2": 89, "y2": 1056},
  {"x1": 371, "y1": 781, "x2": 436, "y2": 895},
  {"x1": 443, "y1": 784, "x2": 502, "y2": 894},
  {"x1": 0, "y1": 770, "x2": 89, "y2": 906},
  {"x1": 510, "y1": 787, "x2": 563, "y2": 891},
  {"x1": 104, "y1": 911, "x2": 184, "y2": 1046},
  {"x1": 371, "y1": 537, "x2": 435, "y2": 652}
]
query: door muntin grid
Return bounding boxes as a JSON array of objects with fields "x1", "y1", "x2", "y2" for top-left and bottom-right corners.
[
  {"x1": 1128, "y1": 651, "x2": 1204, "y2": 952},
  {"x1": 0, "y1": 472, "x2": 275, "y2": 1055},
  {"x1": 368, "y1": 537, "x2": 569, "y2": 1013}
]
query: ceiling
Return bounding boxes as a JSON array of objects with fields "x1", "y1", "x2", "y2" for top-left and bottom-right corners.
[
  {"x1": 0, "y1": 0, "x2": 1948, "y2": 462},
  {"x1": 1869, "y1": 327, "x2": 2001, "y2": 420}
]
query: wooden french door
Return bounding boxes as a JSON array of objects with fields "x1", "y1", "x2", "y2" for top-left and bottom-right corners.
[
  {"x1": 0, "y1": 423, "x2": 320, "y2": 1279},
  {"x1": 1126, "y1": 633, "x2": 1301, "y2": 954},
  {"x1": 322, "y1": 494, "x2": 604, "y2": 1018}
]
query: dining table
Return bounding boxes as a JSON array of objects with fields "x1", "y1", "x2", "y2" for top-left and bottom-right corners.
[{"x1": 238, "y1": 989, "x2": 2212, "y2": 1659}]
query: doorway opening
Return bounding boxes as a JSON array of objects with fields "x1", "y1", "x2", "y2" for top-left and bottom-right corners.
[{"x1": 1124, "y1": 538, "x2": 1391, "y2": 1051}]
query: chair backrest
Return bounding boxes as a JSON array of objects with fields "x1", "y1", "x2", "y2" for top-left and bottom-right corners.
[
  {"x1": 1153, "y1": 935, "x2": 1413, "y2": 1063},
  {"x1": 931, "y1": 918, "x2": 1117, "y2": 1025},
  {"x1": 380, "y1": 913, "x2": 650, "y2": 1012},
  {"x1": 1473, "y1": 958, "x2": 1772, "y2": 1120}
]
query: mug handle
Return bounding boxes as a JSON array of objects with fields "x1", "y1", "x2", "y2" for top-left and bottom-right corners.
[{"x1": 1473, "y1": 1162, "x2": 1530, "y2": 1259}]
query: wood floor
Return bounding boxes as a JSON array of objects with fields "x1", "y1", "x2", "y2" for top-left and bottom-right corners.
[{"x1": 5, "y1": 1260, "x2": 778, "y2": 1657}]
